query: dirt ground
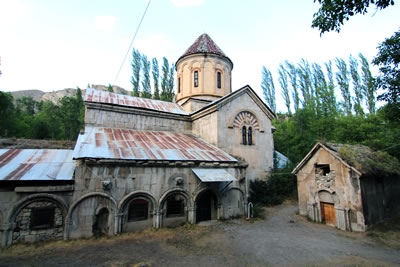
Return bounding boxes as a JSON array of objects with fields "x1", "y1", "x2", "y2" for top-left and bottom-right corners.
[{"x1": 1, "y1": 202, "x2": 399, "y2": 267}]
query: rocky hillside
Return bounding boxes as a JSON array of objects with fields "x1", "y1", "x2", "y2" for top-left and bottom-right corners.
[{"x1": 9, "y1": 84, "x2": 129, "y2": 104}]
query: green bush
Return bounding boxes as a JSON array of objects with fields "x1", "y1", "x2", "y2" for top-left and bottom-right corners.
[{"x1": 249, "y1": 168, "x2": 297, "y2": 206}]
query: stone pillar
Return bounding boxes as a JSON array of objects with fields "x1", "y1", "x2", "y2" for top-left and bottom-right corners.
[
  {"x1": 188, "y1": 207, "x2": 195, "y2": 224},
  {"x1": 335, "y1": 207, "x2": 346, "y2": 230},
  {"x1": 154, "y1": 211, "x2": 162, "y2": 229}
]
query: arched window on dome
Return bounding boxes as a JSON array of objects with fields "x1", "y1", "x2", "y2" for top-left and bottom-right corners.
[
  {"x1": 194, "y1": 71, "x2": 199, "y2": 87},
  {"x1": 242, "y1": 126, "x2": 247, "y2": 145},
  {"x1": 178, "y1": 77, "x2": 181, "y2": 93},
  {"x1": 217, "y1": 72, "x2": 221, "y2": 89}
]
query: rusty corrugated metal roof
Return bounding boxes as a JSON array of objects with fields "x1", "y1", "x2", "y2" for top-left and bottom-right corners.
[
  {"x1": 192, "y1": 168, "x2": 236, "y2": 182},
  {"x1": 73, "y1": 126, "x2": 237, "y2": 162},
  {"x1": 84, "y1": 88, "x2": 189, "y2": 115},
  {"x1": 0, "y1": 149, "x2": 75, "y2": 181}
]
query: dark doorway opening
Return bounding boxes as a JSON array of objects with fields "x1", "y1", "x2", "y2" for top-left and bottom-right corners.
[
  {"x1": 93, "y1": 208, "x2": 109, "y2": 237},
  {"x1": 196, "y1": 190, "x2": 216, "y2": 222}
]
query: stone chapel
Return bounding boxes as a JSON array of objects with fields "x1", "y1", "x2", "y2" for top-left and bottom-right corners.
[{"x1": 0, "y1": 33, "x2": 276, "y2": 245}]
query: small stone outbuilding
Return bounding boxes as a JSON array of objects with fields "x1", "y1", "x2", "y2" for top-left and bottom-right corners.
[{"x1": 293, "y1": 142, "x2": 400, "y2": 232}]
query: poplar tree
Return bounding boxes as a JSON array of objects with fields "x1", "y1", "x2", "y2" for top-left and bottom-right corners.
[
  {"x1": 312, "y1": 63, "x2": 327, "y2": 117},
  {"x1": 349, "y1": 55, "x2": 364, "y2": 116},
  {"x1": 335, "y1": 58, "x2": 352, "y2": 116},
  {"x1": 297, "y1": 59, "x2": 313, "y2": 110},
  {"x1": 160, "y1": 57, "x2": 169, "y2": 101},
  {"x1": 324, "y1": 61, "x2": 338, "y2": 116},
  {"x1": 131, "y1": 49, "x2": 142, "y2": 97},
  {"x1": 141, "y1": 55, "x2": 152, "y2": 99},
  {"x1": 278, "y1": 64, "x2": 291, "y2": 115},
  {"x1": 359, "y1": 53, "x2": 376, "y2": 114},
  {"x1": 167, "y1": 64, "x2": 175, "y2": 102},
  {"x1": 261, "y1": 67, "x2": 276, "y2": 113},
  {"x1": 152, "y1": 57, "x2": 160, "y2": 100},
  {"x1": 285, "y1": 61, "x2": 300, "y2": 112}
]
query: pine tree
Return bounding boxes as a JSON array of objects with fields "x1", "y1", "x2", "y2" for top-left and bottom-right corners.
[
  {"x1": 349, "y1": 55, "x2": 364, "y2": 116},
  {"x1": 152, "y1": 58, "x2": 160, "y2": 100},
  {"x1": 131, "y1": 49, "x2": 142, "y2": 97},
  {"x1": 278, "y1": 64, "x2": 291, "y2": 115},
  {"x1": 359, "y1": 53, "x2": 376, "y2": 114},
  {"x1": 141, "y1": 55, "x2": 152, "y2": 99},
  {"x1": 261, "y1": 67, "x2": 276, "y2": 113},
  {"x1": 335, "y1": 58, "x2": 352, "y2": 115}
]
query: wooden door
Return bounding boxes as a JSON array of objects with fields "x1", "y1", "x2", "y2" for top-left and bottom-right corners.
[{"x1": 321, "y1": 202, "x2": 336, "y2": 226}]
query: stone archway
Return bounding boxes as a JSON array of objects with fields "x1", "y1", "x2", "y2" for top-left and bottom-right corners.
[
  {"x1": 159, "y1": 189, "x2": 192, "y2": 228},
  {"x1": 316, "y1": 190, "x2": 337, "y2": 226}
]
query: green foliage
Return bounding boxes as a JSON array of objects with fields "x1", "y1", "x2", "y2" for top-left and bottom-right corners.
[
  {"x1": 152, "y1": 57, "x2": 160, "y2": 100},
  {"x1": 335, "y1": 58, "x2": 352, "y2": 116},
  {"x1": 107, "y1": 84, "x2": 114, "y2": 92},
  {"x1": 359, "y1": 53, "x2": 377, "y2": 114},
  {"x1": 312, "y1": 0, "x2": 395, "y2": 34},
  {"x1": 278, "y1": 64, "x2": 291, "y2": 115},
  {"x1": 141, "y1": 55, "x2": 152, "y2": 99},
  {"x1": 249, "y1": 168, "x2": 297, "y2": 206},
  {"x1": 0, "y1": 89, "x2": 84, "y2": 141},
  {"x1": 131, "y1": 48, "x2": 142, "y2": 97},
  {"x1": 349, "y1": 55, "x2": 364, "y2": 116},
  {"x1": 373, "y1": 29, "x2": 400, "y2": 121},
  {"x1": 261, "y1": 66, "x2": 276, "y2": 113}
]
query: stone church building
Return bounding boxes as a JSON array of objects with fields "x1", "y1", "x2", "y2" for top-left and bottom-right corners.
[{"x1": 0, "y1": 34, "x2": 276, "y2": 245}]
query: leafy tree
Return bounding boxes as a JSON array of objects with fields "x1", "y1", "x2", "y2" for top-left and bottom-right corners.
[
  {"x1": 278, "y1": 64, "x2": 291, "y2": 115},
  {"x1": 160, "y1": 57, "x2": 170, "y2": 101},
  {"x1": 152, "y1": 57, "x2": 160, "y2": 100},
  {"x1": 372, "y1": 29, "x2": 400, "y2": 121},
  {"x1": 16, "y1": 96, "x2": 37, "y2": 116},
  {"x1": 31, "y1": 101, "x2": 63, "y2": 140},
  {"x1": 359, "y1": 53, "x2": 376, "y2": 114},
  {"x1": 141, "y1": 55, "x2": 152, "y2": 99},
  {"x1": 131, "y1": 49, "x2": 142, "y2": 97},
  {"x1": 312, "y1": 0, "x2": 395, "y2": 34},
  {"x1": 261, "y1": 67, "x2": 276, "y2": 113},
  {"x1": 349, "y1": 55, "x2": 364, "y2": 116},
  {"x1": 335, "y1": 58, "x2": 352, "y2": 115},
  {"x1": 285, "y1": 61, "x2": 300, "y2": 112},
  {"x1": 0, "y1": 92, "x2": 17, "y2": 137}
]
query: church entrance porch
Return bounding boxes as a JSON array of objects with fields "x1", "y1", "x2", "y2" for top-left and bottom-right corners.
[{"x1": 196, "y1": 190, "x2": 217, "y2": 223}]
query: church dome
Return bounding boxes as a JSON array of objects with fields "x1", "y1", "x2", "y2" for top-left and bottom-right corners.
[{"x1": 175, "y1": 34, "x2": 234, "y2": 110}]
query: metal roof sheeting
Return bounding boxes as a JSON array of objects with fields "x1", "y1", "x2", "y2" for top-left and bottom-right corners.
[
  {"x1": 0, "y1": 149, "x2": 75, "y2": 181},
  {"x1": 73, "y1": 126, "x2": 237, "y2": 162},
  {"x1": 192, "y1": 168, "x2": 236, "y2": 182},
  {"x1": 84, "y1": 88, "x2": 189, "y2": 115}
]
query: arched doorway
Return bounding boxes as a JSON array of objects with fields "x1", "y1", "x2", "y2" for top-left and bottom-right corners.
[{"x1": 196, "y1": 190, "x2": 217, "y2": 223}]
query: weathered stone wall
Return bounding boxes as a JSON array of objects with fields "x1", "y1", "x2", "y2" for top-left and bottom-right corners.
[
  {"x1": 85, "y1": 106, "x2": 191, "y2": 133},
  {"x1": 68, "y1": 161, "x2": 247, "y2": 238},
  {"x1": 217, "y1": 92, "x2": 274, "y2": 181},
  {"x1": 296, "y1": 148, "x2": 366, "y2": 231},
  {"x1": 192, "y1": 112, "x2": 219, "y2": 146},
  {"x1": 13, "y1": 201, "x2": 63, "y2": 243}
]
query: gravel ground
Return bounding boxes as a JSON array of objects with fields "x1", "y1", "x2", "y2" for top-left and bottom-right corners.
[{"x1": 0, "y1": 203, "x2": 399, "y2": 266}]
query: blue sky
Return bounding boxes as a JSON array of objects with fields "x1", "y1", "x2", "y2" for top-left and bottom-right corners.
[{"x1": 0, "y1": 0, "x2": 399, "y2": 112}]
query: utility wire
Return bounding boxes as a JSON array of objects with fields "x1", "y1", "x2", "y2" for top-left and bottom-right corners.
[{"x1": 113, "y1": 0, "x2": 151, "y2": 85}]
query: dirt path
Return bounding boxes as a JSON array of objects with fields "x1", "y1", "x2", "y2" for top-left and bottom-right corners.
[{"x1": 0, "y1": 203, "x2": 399, "y2": 266}]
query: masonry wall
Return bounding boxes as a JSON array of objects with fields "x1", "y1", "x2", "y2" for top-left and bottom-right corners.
[
  {"x1": 296, "y1": 148, "x2": 366, "y2": 232},
  {"x1": 85, "y1": 106, "x2": 192, "y2": 133},
  {"x1": 67, "y1": 161, "x2": 247, "y2": 239}
]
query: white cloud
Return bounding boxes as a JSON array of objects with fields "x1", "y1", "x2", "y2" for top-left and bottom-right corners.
[
  {"x1": 171, "y1": 0, "x2": 204, "y2": 8},
  {"x1": 134, "y1": 33, "x2": 176, "y2": 60},
  {"x1": 95, "y1": 16, "x2": 117, "y2": 31}
]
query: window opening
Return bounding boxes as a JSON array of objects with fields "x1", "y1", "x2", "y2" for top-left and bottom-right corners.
[
  {"x1": 248, "y1": 127, "x2": 252, "y2": 145},
  {"x1": 166, "y1": 195, "x2": 184, "y2": 217},
  {"x1": 242, "y1": 126, "x2": 247, "y2": 145},
  {"x1": 128, "y1": 199, "x2": 149, "y2": 221},
  {"x1": 194, "y1": 71, "x2": 198, "y2": 87},
  {"x1": 178, "y1": 77, "x2": 181, "y2": 93},
  {"x1": 315, "y1": 164, "x2": 330, "y2": 175},
  {"x1": 217, "y1": 72, "x2": 221, "y2": 89},
  {"x1": 30, "y1": 207, "x2": 55, "y2": 229}
]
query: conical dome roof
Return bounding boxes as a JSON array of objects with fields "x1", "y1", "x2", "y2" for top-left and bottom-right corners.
[{"x1": 176, "y1": 33, "x2": 232, "y2": 66}]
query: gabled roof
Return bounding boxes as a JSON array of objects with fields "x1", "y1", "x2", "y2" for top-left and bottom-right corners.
[
  {"x1": 0, "y1": 149, "x2": 75, "y2": 181},
  {"x1": 73, "y1": 126, "x2": 237, "y2": 162},
  {"x1": 84, "y1": 88, "x2": 188, "y2": 115},
  {"x1": 190, "y1": 85, "x2": 276, "y2": 121},
  {"x1": 292, "y1": 142, "x2": 400, "y2": 177},
  {"x1": 176, "y1": 33, "x2": 233, "y2": 67}
]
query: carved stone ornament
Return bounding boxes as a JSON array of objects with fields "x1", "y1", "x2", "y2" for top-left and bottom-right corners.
[
  {"x1": 102, "y1": 180, "x2": 111, "y2": 190},
  {"x1": 315, "y1": 170, "x2": 335, "y2": 188}
]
